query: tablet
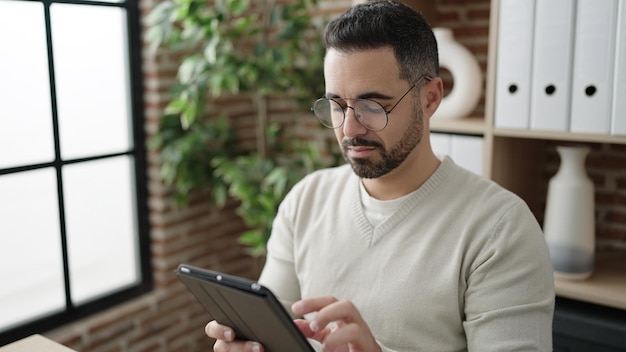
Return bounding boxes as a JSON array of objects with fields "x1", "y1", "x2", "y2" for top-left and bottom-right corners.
[{"x1": 176, "y1": 264, "x2": 315, "y2": 352}]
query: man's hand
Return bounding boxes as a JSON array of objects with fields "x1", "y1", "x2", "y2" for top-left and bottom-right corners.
[
  {"x1": 292, "y1": 296, "x2": 382, "y2": 352},
  {"x1": 205, "y1": 320, "x2": 264, "y2": 352}
]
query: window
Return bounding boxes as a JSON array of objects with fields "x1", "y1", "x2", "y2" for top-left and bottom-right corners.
[{"x1": 0, "y1": 0, "x2": 150, "y2": 344}]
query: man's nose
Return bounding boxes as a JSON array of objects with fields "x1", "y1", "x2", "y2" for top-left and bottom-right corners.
[{"x1": 343, "y1": 106, "x2": 367, "y2": 137}]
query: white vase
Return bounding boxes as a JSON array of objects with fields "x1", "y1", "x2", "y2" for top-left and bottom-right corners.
[
  {"x1": 432, "y1": 28, "x2": 483, "y2": 120},
  {"x1": 543, "y1": 146, "x2": 595, "y2": 280}
]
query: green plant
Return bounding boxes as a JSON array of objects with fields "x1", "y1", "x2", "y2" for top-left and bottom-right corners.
[
  {"x1": 146, "y1": 0, "x2": 326, "y2": 129},
  {"x1": 146, "y1": 0, "x2": 336, "y2": 255},
  {"x1": 211, "y1": 124, "x2": 331, "y2": 256},
  {"x1": 149, "y1": 115, "x2": 238, "y2": 205}
]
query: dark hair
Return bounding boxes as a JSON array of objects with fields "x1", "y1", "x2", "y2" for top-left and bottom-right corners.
[{"x1": 323, "y1": 0, "x2": 439, "y2": 84}]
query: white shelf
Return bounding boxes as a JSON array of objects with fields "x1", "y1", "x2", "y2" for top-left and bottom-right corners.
[
  {"x1": 493, "y1": 128, "x2": 626, "y2": 145},
  {"x1": 430, "y1": 116, "x2": 486, "y2": 135}
]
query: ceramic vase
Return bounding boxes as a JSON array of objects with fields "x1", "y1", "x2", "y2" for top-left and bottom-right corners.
[
  {"x1": 543, "y1": 146, "x2": 595, "y2": 280},
  {"x1": 432, "y1": 28, "x2": 483, "y2": 120}
]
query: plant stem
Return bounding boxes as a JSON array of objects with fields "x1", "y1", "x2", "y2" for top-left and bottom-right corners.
[
  {"x1": 255, "y1": 93, "x2": 268, "y2": 158},
  {"x1": 255, "y1": 0, "x2": 273, "y2": 159}
]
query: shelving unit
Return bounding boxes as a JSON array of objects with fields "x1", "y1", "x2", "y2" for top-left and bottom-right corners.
[
  {"x1": 555, "y1": 248, "x2": 626, "y2": 310},
  {"x1": 493, "y1": 128, "x2": 626, "y2": 145},
  {"x1": 431, "y1": 0, "x2": 626, "y2": 312},
  {"x1": 430, "y1": 116, "x2": 486, "y2": 135}
]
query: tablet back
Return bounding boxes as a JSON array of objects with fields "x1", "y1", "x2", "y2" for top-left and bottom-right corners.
[{"x1": 176, "y1": 264, "x2": 314, "y2": 352}]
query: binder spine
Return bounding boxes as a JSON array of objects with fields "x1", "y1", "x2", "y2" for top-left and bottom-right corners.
[
  {"x1": 611, "y1": 0, "x2": 626, "y2": 136},
  {"x1": 570, "y1": 0, "x2": 619, "y2": 134},
  {"x1": 494, "y1": 0, "x2": 536, "y2": 130},
  {"x1": 529, "y1": 0, "x2": 576, "y2": 132}
]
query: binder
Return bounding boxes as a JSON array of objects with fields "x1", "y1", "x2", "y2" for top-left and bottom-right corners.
[
  {"x1": 494, "y1": 0, "x2": 536, "y2": 129},
  {"x1": 529, "y1": 0, "x2": 576, "y2": 131},
  {"x1": 450, "y1": 135, "x2": 484, "y2": 176},
  {"x1": 611, "y1": 0, "x2": 626, "y2": 136},
  {"x1": 430, "y1": 132, "x2": 451, "y2": 158},
  {"x1": 570, "y1": 0, "x2": 619, "y2": 134},
  {"x1": 430, "y1": 133, "x2": 484, "y2": 176}
]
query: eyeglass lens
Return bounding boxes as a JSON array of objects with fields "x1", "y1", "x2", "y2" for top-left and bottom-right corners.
[{"x1": 312, "y1": 99, "x2": 388, "y2": 131}]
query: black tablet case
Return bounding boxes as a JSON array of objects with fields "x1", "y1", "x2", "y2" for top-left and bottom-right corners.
[{"x1": 176, "y1": 264, "x2": 314, "y2": 352}]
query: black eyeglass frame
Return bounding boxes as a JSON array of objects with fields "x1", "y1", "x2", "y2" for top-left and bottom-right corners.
[{"x1": 311, "y1": 75, "x2": 433, "y2": 132}]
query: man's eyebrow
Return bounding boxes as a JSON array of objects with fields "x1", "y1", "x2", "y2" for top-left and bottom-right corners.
[{"x1": 324, "y1": 91, "x2": 395, "y2": 100}]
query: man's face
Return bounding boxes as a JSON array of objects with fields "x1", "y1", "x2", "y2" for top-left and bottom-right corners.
[{"x1": 323, "y1": 47, "x2": 424, "y2": 179}]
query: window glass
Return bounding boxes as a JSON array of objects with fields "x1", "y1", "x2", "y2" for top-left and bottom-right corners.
[
  {"x1": 0, "y1": 0, "x2": 55, "y2": 169},
  {"x1": 51, "y1": 4, "x2": 132, "y2": 160},
  {"x1": 63, "y1": 156, "x2": 139, "y2": 304},
  {"x1": 0, "y1": 168, "x2": 65, "y2": 329},
  {"x1": 0, "y1": 0, "x2": 148, "y2": 343}
]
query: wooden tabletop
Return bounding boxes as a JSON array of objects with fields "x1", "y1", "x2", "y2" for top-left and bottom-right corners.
[{"x1": 0, "y1": 335, "x2": 76, "y2": 352}]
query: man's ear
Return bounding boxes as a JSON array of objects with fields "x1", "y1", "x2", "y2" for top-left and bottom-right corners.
[{"x1": 423, "y1": 77, "x2": 444, "y2": 118}]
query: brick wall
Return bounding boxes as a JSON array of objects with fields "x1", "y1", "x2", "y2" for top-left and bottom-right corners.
[
  {"x1": 43, "y1": 0, "x2": 352, "y2": 351},
  {"x1": 591, "y1": 143, "x2": 626, "y2": 243},
  {"x1": 41, "y1": 0, "x2": 624, "y2": 351}
]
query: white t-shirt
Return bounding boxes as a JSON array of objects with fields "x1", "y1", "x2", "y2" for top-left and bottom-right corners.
[{"x1": 359, "y1": 180, "x2": 413, "y2": 227}]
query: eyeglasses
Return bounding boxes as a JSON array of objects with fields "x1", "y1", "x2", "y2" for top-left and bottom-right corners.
[{"x1": 311, "y1": 75, "x2": 432, "y2": 132}]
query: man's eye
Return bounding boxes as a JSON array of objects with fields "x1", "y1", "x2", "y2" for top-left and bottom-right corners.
[
  {"x1": 363, "y1": 105, "x2": 382, "y2": 113},
  {"x1": 332, "y1": 105, "x2": 345, "y2": 113},
  {"x1": 359, "y1": 101, "x2": 385, "y2": 114}
]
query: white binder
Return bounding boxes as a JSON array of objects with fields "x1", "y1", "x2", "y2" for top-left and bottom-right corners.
[
  {"x1": 494, "y1": 0, "x2": 536, "y2": 129},
  {"x1": 529, "y1": 0, "x2": 575, "y2": 131},
  {"x1": 570, "y1": 0, "x2": 619, "y2": 134},
  {"x1": 430, "y1": 132, "x2": 451, "y2": 158},
  {"x1": 611, "y1": 0, "x2": 626, "y2": 136},
  {"x1": 450, "y1": 135, "x2": 484, "y2": 176}
]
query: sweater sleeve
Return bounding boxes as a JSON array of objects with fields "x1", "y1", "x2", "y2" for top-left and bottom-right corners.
[
  {"x1": 463, "y1": 201, "x2": 555, "y2": 351},
  {"x1": 258, "y1": 187, "x2": 302, "y2": 315}
]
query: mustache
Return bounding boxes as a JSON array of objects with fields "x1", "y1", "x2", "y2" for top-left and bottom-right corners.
[{"x1": 342, "y1": 137, "x2": 383, "y2": 149}]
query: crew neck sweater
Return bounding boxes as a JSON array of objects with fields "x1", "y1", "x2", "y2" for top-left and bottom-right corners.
[{"x1": 260, "y1": 156, "x2": 555, "y2": 351}]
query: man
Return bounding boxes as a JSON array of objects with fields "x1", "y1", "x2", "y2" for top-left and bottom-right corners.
[{"x1": 206, "y1": 1, "x2": 555, "y2": 351}]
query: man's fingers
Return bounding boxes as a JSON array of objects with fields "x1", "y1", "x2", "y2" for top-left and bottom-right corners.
[
  {"x1": 205, "y1": 321, "x2": 264, "y2": 352},
  {"x1": 294, "y1": 319, "x2": 332, "y2": 342},
  {"x1": 292, "y1": 296, "x2": 339, "y2": 315},
  {"x1": 314, "y1": 300, "x2": 363, "y2": 331},
  {"x1": 292, "y1": 297, "x2": 380, "y2": 351},
  {"x1": 293, "y1": 298, "x2": 365, "y2": 333},
  {"x1": 293, "y1": 319, "x2": 316, "y2": 338},
  {"x1": 205, "y1": 320, "x2": 235, "y2": 341},
  {"x1": 323, "y1": 322, "x2": 367, "y2": 350},
  {"x1": 213, "y1": 339, "x2": 263, "y2": 352}
]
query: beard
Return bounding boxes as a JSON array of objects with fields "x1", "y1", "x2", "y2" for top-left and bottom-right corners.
[{"x1": 341, "y1": 105, "x2": 424, "y2": 179}]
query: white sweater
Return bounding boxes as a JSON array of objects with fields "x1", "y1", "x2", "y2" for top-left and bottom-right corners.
[{"x1": 260, "y1": 156, "x2": 555, "y2": 351}]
